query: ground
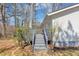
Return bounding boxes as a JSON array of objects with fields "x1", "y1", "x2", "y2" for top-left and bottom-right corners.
[{"x1": 0, "y1": 38, "x2": 79, "y2": 56}]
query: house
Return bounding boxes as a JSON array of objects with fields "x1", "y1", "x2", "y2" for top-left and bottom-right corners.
[{"x1": 41, "y1": 4, "x2": 79, "y2": 48}]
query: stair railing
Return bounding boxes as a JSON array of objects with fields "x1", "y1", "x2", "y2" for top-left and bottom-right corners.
[
  {"x1": 32, "y1": 30, "x2": 36, "y2": 51},
  {"x1": 43, "y1": 29, "x2": 48, "y2": 48}
]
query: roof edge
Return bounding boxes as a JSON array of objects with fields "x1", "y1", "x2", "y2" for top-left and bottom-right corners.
[{"x1": 47, "y1": 4, "x2": 79, "y2": 16}]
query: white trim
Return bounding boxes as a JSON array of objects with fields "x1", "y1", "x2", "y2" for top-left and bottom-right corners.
[
  {"x1": 48, "y1": 4, "x2": 79, "y2": 16},
  {"x1": 0, "y1": 0, "x2": 79, "y2": 3}
]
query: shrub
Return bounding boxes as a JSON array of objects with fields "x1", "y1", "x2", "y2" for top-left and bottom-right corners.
[{"x1": 14, "y1": 27, "x2": 31, "y2": 48}]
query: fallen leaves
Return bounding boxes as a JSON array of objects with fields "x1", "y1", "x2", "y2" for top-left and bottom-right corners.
[{"x1": 0, "y1": 39, "x2": 79, "y2": 56}]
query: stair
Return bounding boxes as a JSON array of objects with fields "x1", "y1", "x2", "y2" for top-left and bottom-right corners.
[{"x1": 34, "y1": 34, "x2": 47, "y2": 50}]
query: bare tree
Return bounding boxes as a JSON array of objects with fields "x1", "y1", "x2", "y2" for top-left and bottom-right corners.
[{"x1": 0, "y1": 4, "x2": 7, "y2": 37}]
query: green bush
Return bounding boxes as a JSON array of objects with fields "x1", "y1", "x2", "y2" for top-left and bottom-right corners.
[{"x1": 14, "y1": 27, "x2": 30, "y2": 48}]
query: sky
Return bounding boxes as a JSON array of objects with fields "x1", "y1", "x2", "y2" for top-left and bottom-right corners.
[
  {"x1": 35, "y1": 4, "x2": 47, "y2": 23},
  {"x1": 6, "y1": 3, "x2": 78, "y2": 25},
  {"x1": 35, "y1": 3, "x2": 77, "y2": 23}
]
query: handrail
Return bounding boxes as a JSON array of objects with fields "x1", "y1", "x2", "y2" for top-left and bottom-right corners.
[
  {"x1": 32, "y1": 31, "x2": 36, "y2": 51},
  {"x1": 34, "y1": 33, "x2": 36, "y2": 45},
  {"x1": 43, "y1": 29, "x2": 48, "y2": 48}
]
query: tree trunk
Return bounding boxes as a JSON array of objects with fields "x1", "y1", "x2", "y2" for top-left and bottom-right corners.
[{"x1": 0, "y1": 4, "x2": 7, "y2": 37}]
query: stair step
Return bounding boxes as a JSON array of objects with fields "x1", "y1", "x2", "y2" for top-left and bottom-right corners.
[
  {"x1": 35, "y1": 41, "x2": 45, "y2": 44},
  {"x1": 35, "y1": 41, "x2": 44, "y2": 42},
  {"x1": 33, "y1": 34, "x2": 47, "y2": 50},
  {"x1": 36, "y1": 38, "x2": 44, "y2": 39},
  {"x1": 35, "y1": 43, "x2": 45, "y2": 44},
  {"x1": 34, "y1": 47, "x2": 47, "y2": 50},
  {"x1": 35, "y1": 39, "x2": 44, "y2": 40},
  {"x1": 35, "y1": 44, "x2": 46, "y2": 46}
]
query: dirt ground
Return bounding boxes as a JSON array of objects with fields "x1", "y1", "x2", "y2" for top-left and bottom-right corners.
[
  {"x1": 0, "y1": 38, "x2": 33, "y2": 56},
  {"x1": 0, "y1": 39, "x2": 79, "y2": 56}
]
